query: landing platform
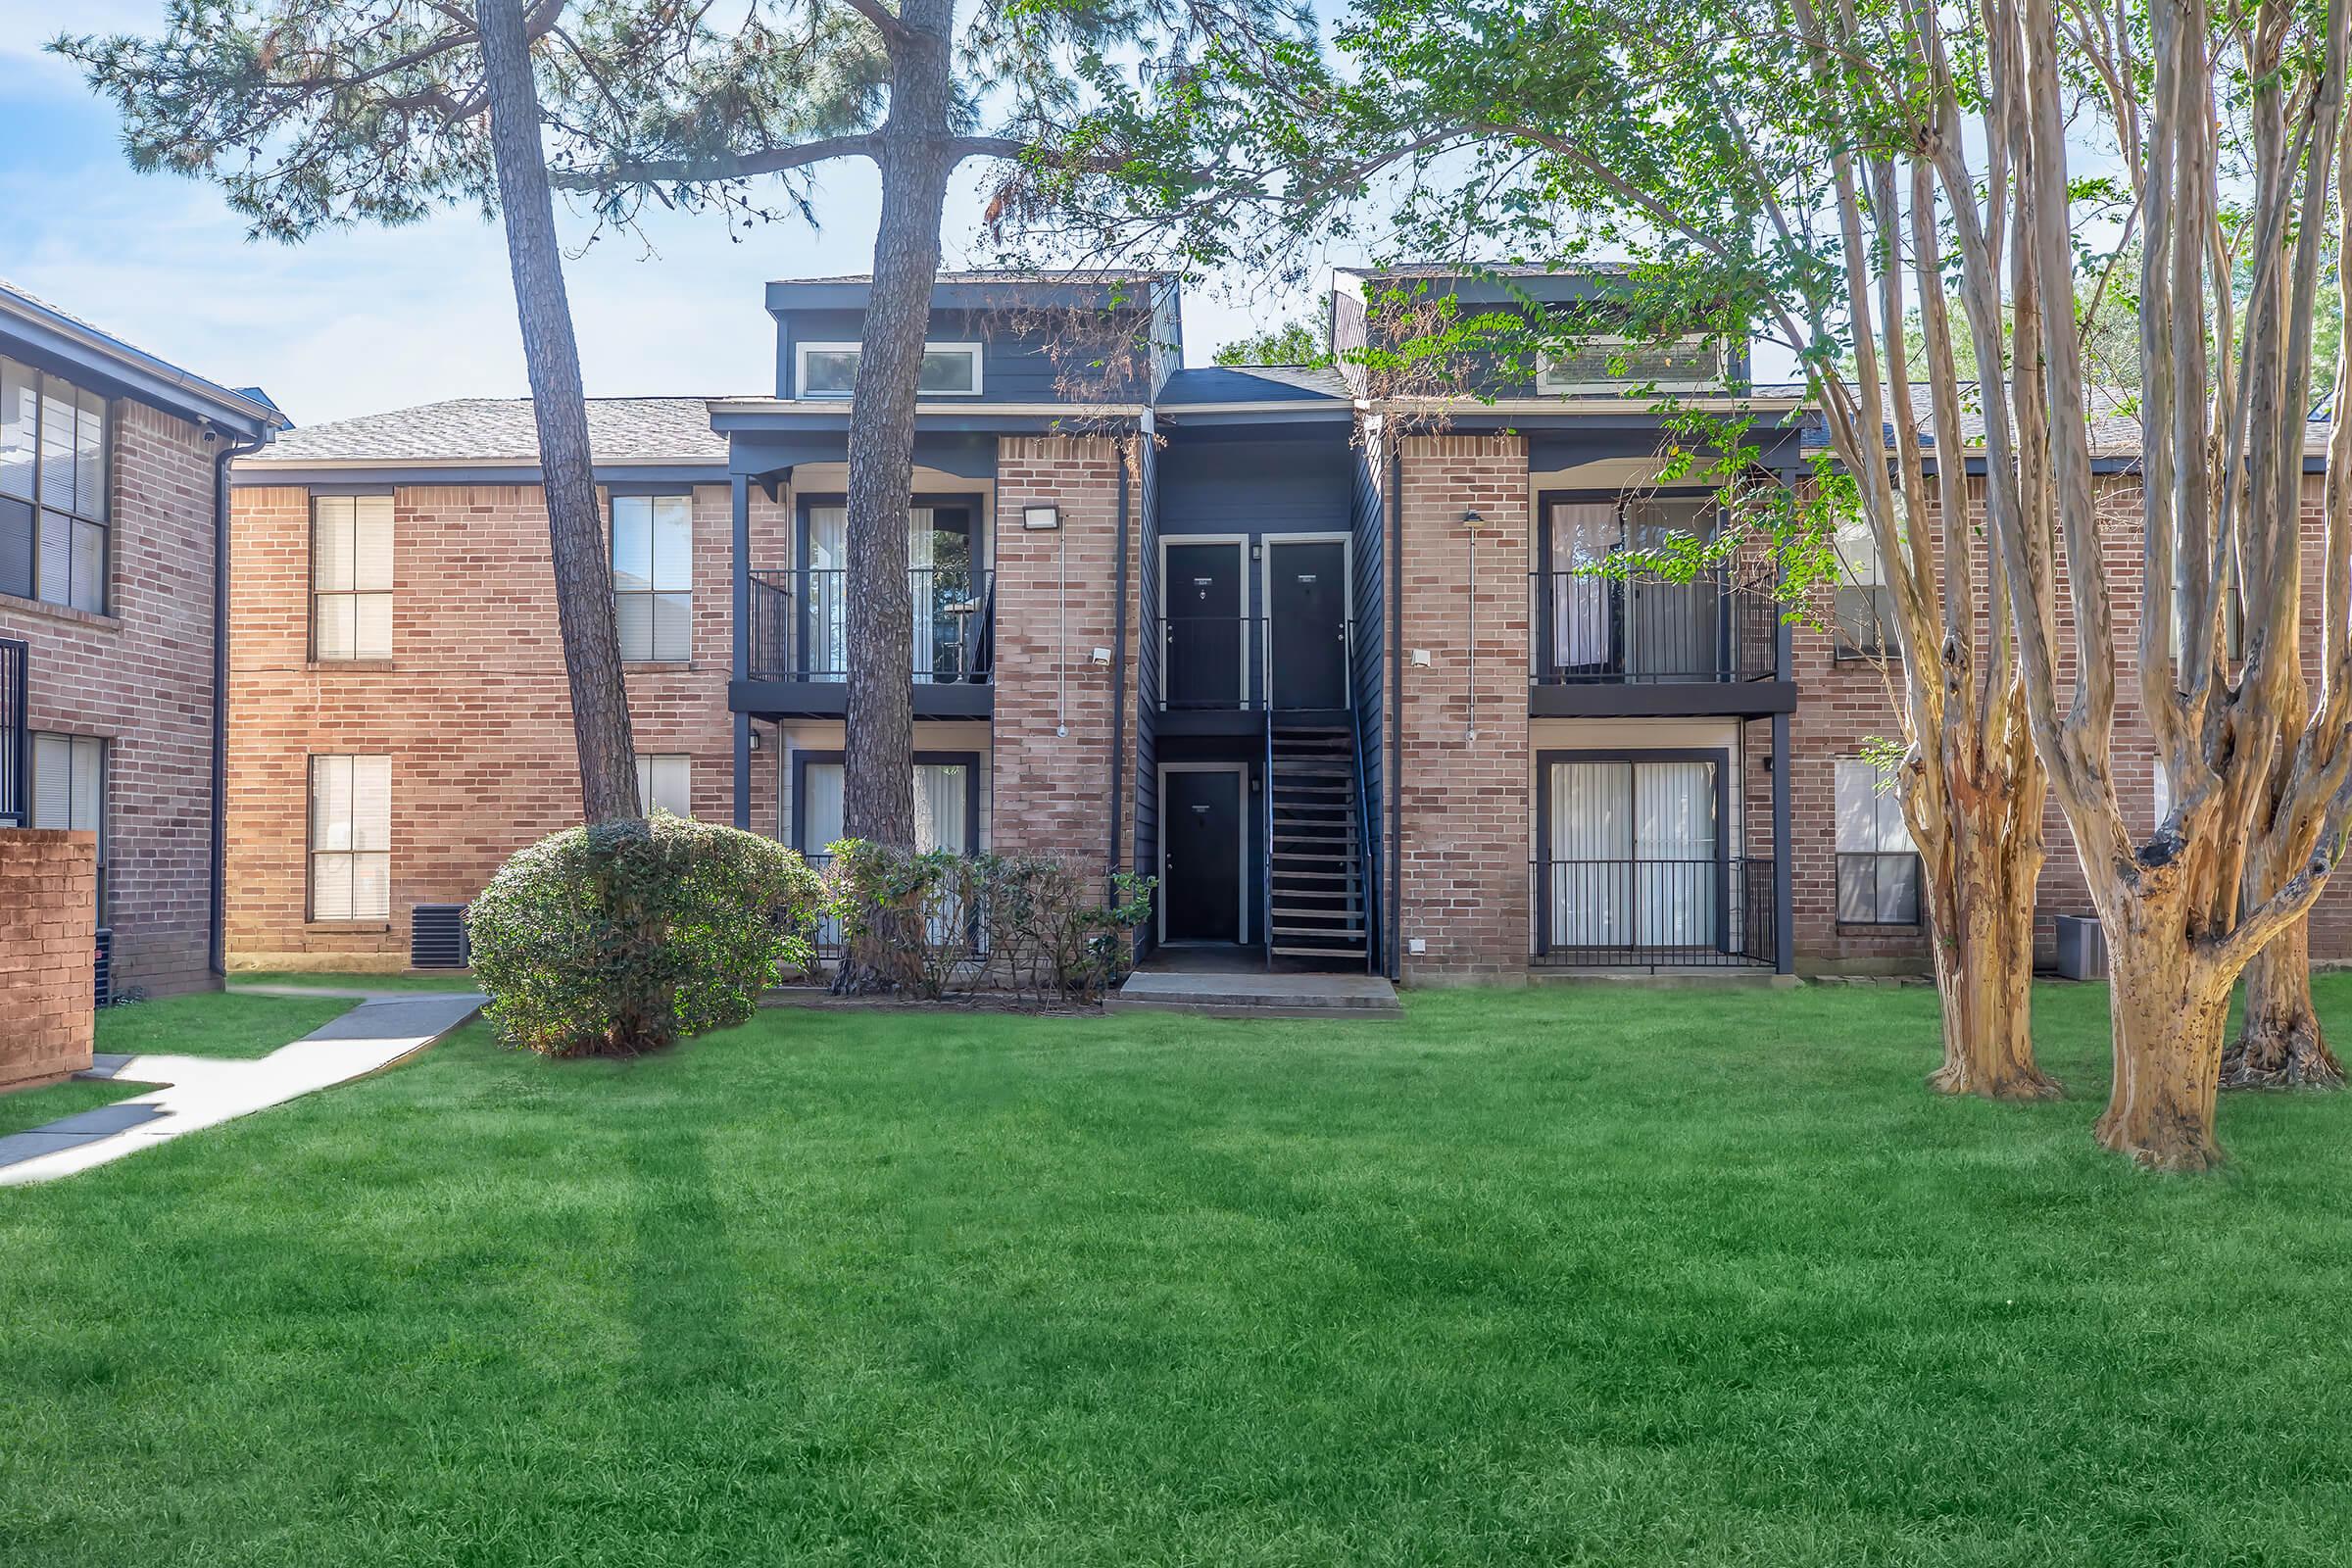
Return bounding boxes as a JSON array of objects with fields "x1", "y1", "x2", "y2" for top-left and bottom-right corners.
[{"x1": 1110, "y1": 968, "x2": 1403, "y2": 1021}]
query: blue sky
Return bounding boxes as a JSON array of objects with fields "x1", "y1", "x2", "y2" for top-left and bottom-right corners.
[{"x1": 0, "y1": 2, "x2": 1324, "y2": 424}]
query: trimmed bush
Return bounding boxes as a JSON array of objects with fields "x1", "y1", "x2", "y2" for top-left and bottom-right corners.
[
  {"x1": 824, "y1": 841, "x2": 1154, "y2": 1004},
  {"x1": 467, "y1": 813, "x2": 824, "y2": 1056}
]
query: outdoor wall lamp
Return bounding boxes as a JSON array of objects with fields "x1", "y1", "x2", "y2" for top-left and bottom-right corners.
[{"x1": 1022, "y1": 504, "x2": 1060, "y2": 530}]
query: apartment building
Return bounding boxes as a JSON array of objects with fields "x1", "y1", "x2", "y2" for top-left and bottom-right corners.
[
  {"x1": 0, "y1": 280, "x2": 285, "y2": 998},
  {"x1": 221, "y1": 267, "x2": 2352, "y2": 982}
]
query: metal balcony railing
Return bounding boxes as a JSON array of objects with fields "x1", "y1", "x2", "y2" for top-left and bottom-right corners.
[
  {"x1": 0, "y1": 637, "x2": 24, "y2": 828},
  {"x1": 747, "y1": 567, "x2": 994, "y2": 684},
  {"x1": 1530, "y1": 570, "x2": 1779, "y2": 685},
  {"x1": 1530, "y1": 857, "x2": 1776, "y2": 968}
]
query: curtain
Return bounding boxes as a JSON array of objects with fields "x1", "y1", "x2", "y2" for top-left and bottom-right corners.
[
  {"x1": 908, "y1": 506, "x2": 937, "y2": 675},
  {"x1": 1547, "y1": 502, "x2": 1619, "y2": 668},
  {"x1": 1624, "y1": 497, "x2": 1716, "y2": 679},
  {"x1": 1547, "y1": 761, "x2": 1631, "y2": 946},
  {"x1": 1546, "y1": 759, "x2": 1717, "y2": 950},
  {"x1": 806, "y1": 505, "x2": 849, "y2": 677},
  {"x1": 1634, "y1": 760, "x2": 1716, "y2": 947}
]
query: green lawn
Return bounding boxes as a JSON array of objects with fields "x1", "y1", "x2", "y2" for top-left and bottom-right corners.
[
  {"x1": 5, "y1": 979, "x2": 2352, "y2": 1566},
  {"x1": 0, "y1": 1077, "x2": 141, "y2": 1140},
  {"x1": 96, "y1": 990, "x2": 360, "y2": 1059}
]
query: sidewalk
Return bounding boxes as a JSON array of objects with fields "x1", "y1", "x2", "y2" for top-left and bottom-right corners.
[{"x1": 0, "y1": 992, "x2": 483, "y2": 1186}]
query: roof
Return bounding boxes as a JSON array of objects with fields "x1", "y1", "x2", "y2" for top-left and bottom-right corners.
[
  {"x1": 0, "y1": 278, "x2": 287, "y2": 438},
  {"x1": 1156, "y1": 365, "x2": 1350, "y2": 405},
  {"x1": 245, "y1": 397, "x2": 729, "y2": 467}
]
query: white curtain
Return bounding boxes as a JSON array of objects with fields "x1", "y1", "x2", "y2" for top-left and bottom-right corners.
[
  {"x1": 1635, "y1": 760, "x2": 1716, "y2": 947},
  {"x1": 1547, "y1": 761, "x2": 1631, "y2": 945},
  {"x1": 807, "y1": 505, "x2": 849, "y2": 677},
  {"x1": 908, "y1": 507, "x2": 937, "y2": 674},
  {"x1": 1547, "y1": 502, "x2": 1619, "y2": 668}
]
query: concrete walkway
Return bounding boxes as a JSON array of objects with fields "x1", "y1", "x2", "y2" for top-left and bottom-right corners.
[{"x1": 0, "y1": 992, "x2": 483, "y2": 1187}]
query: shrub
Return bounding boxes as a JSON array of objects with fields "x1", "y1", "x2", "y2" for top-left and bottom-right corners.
[
  {"x1": 822, "y1": 842, "x2": 1154, "y2": 1005},
  {"x1": 467, "y1": 813, "x2": 824, "y2": 1056}
]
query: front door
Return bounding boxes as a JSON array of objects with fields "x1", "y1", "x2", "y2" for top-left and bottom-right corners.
[
  {"x1": 1267, "y1": 539, "x2": 1348, "y2": 710},
  {"x1": 1160, "y1": 767, "x2": 1244, "y2": 942},
  {"x1": 1162, "y1": 541, "x2": 1245, "y2": 709}
]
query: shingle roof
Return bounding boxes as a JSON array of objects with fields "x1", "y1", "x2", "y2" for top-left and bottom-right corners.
[
  {"x1": 250, "y1": 397, "x2": 728, "y2": 466},
  {"x1": 0, "y1": 276, "x2": 287, "y2": 433}
]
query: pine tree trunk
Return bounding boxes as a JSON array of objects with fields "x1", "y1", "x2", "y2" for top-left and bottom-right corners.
[
  {"x1": 2097, "y1": 904, "x2": 2235, "y2": 1172},
  {"x1": 1927, "y1": 813, "x2": 2059, "y2": 1099},
  {"x1": 2225, "y1": 915, "x2": 2343, "y2": 1089},
  {"x1": 832, "y1": 1, "x2": 957, "y2": 994},
  {"x1": 477, "y1": 0, "x2": 639, "y2": 825}
]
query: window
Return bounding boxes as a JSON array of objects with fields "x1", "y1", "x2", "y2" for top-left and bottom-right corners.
[
  {"x1": 1834, "y1": 520, "x2": 1895, "y2": 659},
  {"x1": 795, "y1": 341, "x2": 983, "y2": 399},
  {"x1": 1835, "y1": 757, "x2": 1920, "y2": 924},
  {"x1": 312, "y1": 494, "x2": 393, "y2": 660},
  {"x1": 29, "y1": 732, "x2": 105, "y2": 912},
  {"x1": 636, "y1": 754, "x2": 692, "y2": 818},
  {"x1": 797, "y1": 754, "x2": 976, "y2": 953},
  {"x1": 0, "y1": 356, "x2": 108, "y2": 613},
  {"x1": 310, "y1": 755, "x2": 391, "y2": 920},
  {"x1": 1537, "y1": 335, "x2": 1724, "y2": 394},
  {"x1": 612, "y1": 494, "x2": 692, "y2": 662}
]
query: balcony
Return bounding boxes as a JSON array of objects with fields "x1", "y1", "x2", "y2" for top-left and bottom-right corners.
[
  {"x1": 1530, "y1": 857, "x2": 1778, "y2": 971},
  {"x1": 1528, "y1": 570, "x2": 1790, "y2": 716},
  {"x1": 736, "y1": 567, "x2": 994, "y2": 718}
]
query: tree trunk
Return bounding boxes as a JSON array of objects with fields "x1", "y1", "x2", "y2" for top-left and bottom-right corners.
[
  {"x1": 2097, "y1": 905, "x2": 2236, "y2": 1172},
  {"x1": 2226, "y1": 915, "x2": 2344, "y2": 1089},
  {"x1": 1927, "y1": 810, "x2": 2059, "y2": 1099},
  {"x1": 477, "y1": 0, "x2": 639, "y2": 824},
  {"x1": 832, "y1": 1, "x2": 958, "y2": 994}
]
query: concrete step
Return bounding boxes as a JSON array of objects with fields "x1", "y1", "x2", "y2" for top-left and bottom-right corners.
[{"x1": 1111, "y1": 969, "x2": 1401, "y2": 1020}]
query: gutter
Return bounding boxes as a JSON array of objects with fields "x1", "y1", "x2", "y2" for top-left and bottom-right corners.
[
  {"x1": 1107, "y1": 425, "x2": 1132, "y2": 896},
  {"x1": 210, "y1": 428, "x2": 270, "y2": 981}
]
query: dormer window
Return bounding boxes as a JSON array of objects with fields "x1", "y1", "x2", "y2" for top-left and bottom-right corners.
[
  {"x1": 1536, "y1": 335, "x2": 1725, "y2": 395},
  {"x1": 796, "y1": 341, "x2": 983, "y2": 398}
]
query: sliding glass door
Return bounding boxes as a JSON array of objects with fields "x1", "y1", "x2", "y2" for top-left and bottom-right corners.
[{"x1": 1541, "y1": 755, "x2": 1723, "y2": 953}]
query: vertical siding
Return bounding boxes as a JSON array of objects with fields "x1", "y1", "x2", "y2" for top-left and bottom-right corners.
[{"x1": 1351, "y1": 415, "x2": 1388, "y2": 973}]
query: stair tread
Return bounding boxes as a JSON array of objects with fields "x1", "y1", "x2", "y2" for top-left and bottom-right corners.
[{"x1": 1271, "y1": 945, "x2": 1369, "y2": 957}]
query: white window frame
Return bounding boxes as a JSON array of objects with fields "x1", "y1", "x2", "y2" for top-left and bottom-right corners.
[
  {"x1": 1834, "y1": 756, "x2": 1921, "y2": 926},
  {"x1": 1, "y1": 355, "x2": 110, "y2": 613},
  {"x1": 309, "y1": 754, "x2": 391, "y2": 922},
  {"x1": 311, "y1": 493, "x2": 394, "y2": 661},
  {"x1": 29, "y1": 731, "x2": 105, "y2": 914},
  {"x1": 635, "y1": 754, "x2": 693, "y2": 818},
  {"x1": 1536, "y1": 334, "x2": 1723, "y2": 395},
  {"x1": 610, "y1": 493, "x2": 694, "y2": 662},
  {"x1": 794, "y1": 341, "x2": 984, "y2": 399}
]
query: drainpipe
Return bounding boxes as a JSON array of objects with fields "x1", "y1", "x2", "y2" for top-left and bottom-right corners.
[
  {"x1": 1386, "y1": 435, "x2": 1403, "y2": 981},
  {"x1": 211, "y1": 428, "x2": 270, "y2": 982},
  {"x1": 1107, "y1": 428, "x2": 1131, "y2": 898}
]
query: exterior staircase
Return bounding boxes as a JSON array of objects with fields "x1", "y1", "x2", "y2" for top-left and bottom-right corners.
[{"x1": 1266, "y1": 723, "x2": 1370, "y2": 966}]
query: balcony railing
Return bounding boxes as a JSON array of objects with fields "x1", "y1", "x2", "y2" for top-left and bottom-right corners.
[
  {"x1": 748, "y1": 567, "x2": 994, "y2": 684},
  {"x1": 1530, "y1": 857, "x2": 1776, "y2": 968},
  {"x1": 1530, "y1": 570, "x2": 1779, "y2": 685}
]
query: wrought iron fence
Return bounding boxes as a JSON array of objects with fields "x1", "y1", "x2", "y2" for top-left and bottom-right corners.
[
  {"x1": 1529, "y1": 857, "x2": 1776, "y2": 968},
  {"x1": 747, "y1": 567, "x2": 993, "y2": 684},
  {"x1": 1529, "y1": 570, "x2": 1779, "y2": 684}
]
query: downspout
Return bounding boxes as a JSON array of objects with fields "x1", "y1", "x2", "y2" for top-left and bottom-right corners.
[
  {"x1": 210, "y1": 429, "x2": 270, "y2": 982},
  {"x1": 1107, "y1": 428, "x2": 1131, "y2": 898},
  {"x1": 1386, "y1": 436, "x2": 1403, "y2": 981}
]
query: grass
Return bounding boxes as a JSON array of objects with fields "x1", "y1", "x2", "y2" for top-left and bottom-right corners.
[
  {"x1": 230, "y1": 969, "x2": 484, "y2": 994},
  {"x1": 95, "y1": 990, "x2": 360, "y2": 1060},
  {"x1": 5, "y1": 978, "x2": 2352, "y2": 1566},
  {"x1": 0, "y1": 1078, "x2": 143, "y2": 1141}
]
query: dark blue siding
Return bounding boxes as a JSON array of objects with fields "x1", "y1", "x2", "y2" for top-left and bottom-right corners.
[
  {"x1": 773, "y1": 307, "x2": 1151, "y2": 403},
  {"x1": 1132, "y1": 425, "x2": 1160, "y2": 954},
  {"x1": 1350, "y1": 415, "x2": 1388, "y2": 975}
]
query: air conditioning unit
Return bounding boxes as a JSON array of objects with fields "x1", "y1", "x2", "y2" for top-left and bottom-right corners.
[
  {"x1": 2053, "y1": 913, "x2": 2106, "y2": 981},
  {"x1": 410, "y1": 904, "x2": 471, "y2": 969},
  {"x1": 93, "y1": 926, "x2": 114, "y2": 1007}
]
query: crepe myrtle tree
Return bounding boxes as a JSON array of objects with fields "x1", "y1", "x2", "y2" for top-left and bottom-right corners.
[
  {"x1": 517, "y1": 0, "x2": 1311, "y2": 989},
  {"x1": 58, "y1": 0, "x2": 644, "y2": 823},
  {"x1": 1064, "y1": 0, "x2": 2082, "y2": 1102}
]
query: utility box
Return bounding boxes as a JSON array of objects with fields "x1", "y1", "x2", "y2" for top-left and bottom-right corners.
[{"x1": 2054, "y1": 913, "x2": 2107, "y2": 981}]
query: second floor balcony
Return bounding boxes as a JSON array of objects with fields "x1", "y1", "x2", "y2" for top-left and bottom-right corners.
[
  {"x1": 738, "y1": 566, "x2": 994, "y2": 718},
  {"x1": 1529, "y1": 569, "x2": 1788, "y2": 717}
]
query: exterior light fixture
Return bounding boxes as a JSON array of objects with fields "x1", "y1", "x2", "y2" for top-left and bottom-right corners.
[
  {"x1": 1460, "y1": 508, "x2": 1487, "y2": 529},
  {"x1": 1022, "y1": 504, "x2": 1060, "y2": 530}
]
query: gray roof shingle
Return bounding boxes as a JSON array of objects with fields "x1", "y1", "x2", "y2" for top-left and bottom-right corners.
[{"x1": 251, "y1": 397, "x2": 727, "y2": 466}]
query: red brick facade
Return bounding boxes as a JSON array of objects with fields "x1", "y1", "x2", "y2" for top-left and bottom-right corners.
[
  {"x1": 1393, "y1": 435, "x2": 1534, "y2": 983},
  {"x1": 1, "y1": 399, "x2": 225, "y2": 998},
  {"x1": 225, "y1": 478, "x2": 774, "y2": 970},
  {"x1": 0, "y1": 829, "x2": 98, "y2": 1090}
]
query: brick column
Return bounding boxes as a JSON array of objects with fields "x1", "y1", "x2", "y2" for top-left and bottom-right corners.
[
  {"x1": 0, "y1": 829, "x2": 98, "y2": 1091},
  {"x1": 992, "y1": 436, "x2": 1142, "y2": 896},
  {"x1": 1395, "y1": 435, "x2": 1532, "y2": 982}
]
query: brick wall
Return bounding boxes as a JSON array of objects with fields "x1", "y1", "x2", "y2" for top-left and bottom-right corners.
[
  {"x1": 0, "y1": 829, "x2": 98, "y2": 1090},
  {"x1": 990, "y1": 436, "x2": 1142, "y2": 895},
  {"x1": 1393, "y1": 435, "x2": 1533, "y2": 983},
  {"x1": 225, "y1": 479, "x2": 775, "y2": 970},
  {"x1": 1, "y1": 399, "x2": 221, "y2": 997}
]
